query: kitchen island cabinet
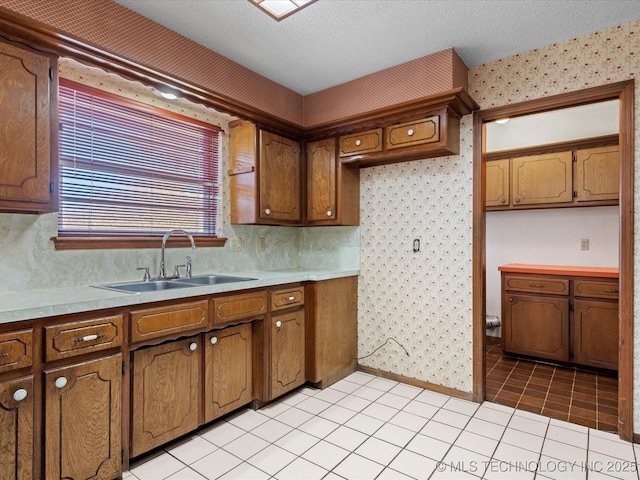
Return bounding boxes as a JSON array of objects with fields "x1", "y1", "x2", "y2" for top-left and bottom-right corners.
[{"x1": 500, "y1": 264, "x2": 618, "y2": 371}]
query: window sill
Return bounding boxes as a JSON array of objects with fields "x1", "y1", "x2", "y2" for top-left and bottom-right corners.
[{"x1": 52, "y1": 236, "x2": 227, "y2": 250}]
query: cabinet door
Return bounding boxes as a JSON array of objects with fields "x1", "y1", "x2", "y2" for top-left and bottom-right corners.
[
  {"x1": 131, "y1": 338, "x2": 199, "y2": 457},
  {"x1": 204, "y1": 324, "x2": 252, "y2": 423},
  {"x1": 512, "y1": 152, "x2": 573, "y2": 205},
  {"x1": 307, "y1": 138, "x2": 336, "y2": 223},
  {"x1": 503, "y1": 294, "x2": 570, "y2": 362},
  {"x1": 485, "y1": 159, "x2": 510, "y2": 207},
  {"x1": 573, "y1": 299, "x2": 618, "y2": 370},
  {"x1": 271, "y1": 310, "x2": 305, "y2": 399},
  {"x1": 575, "y1": 145, "x2": 620, "y2": 202},
  {"x1": 259, "y1": 130, "x2": 301, "y2": 223},
  {"x1": 0, "y1": 376, "x2": 33, "y2": 480},
  {"x1": 45, "y1": 354, "x2": 121, "y2": 480},
  {"x1": 0, "y1": 40, "x2": 56, "y2": 212}
]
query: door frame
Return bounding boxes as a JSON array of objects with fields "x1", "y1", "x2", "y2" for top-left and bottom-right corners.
[{"x1": 472, "y1": 80, "x2": 635, "y2": 441}]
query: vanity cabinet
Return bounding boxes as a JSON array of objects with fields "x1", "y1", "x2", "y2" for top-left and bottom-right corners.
[
  {"x1": 0, "y1": 375, "x2": 34, "y2": 480},
  {"x1": 500, "y1": 266, "x2": 618, "y2": 370},
  {"x1": 306, "y1": 276, "x2": 358, "y2": 388},
  {"x1": 306, "y1": 138, "x2": 359, "y2": 225},
  {"x1": 486, "y1": 145, "x2": 619, "y2": 210},
  {"x1": 0, "y1": 36, "x2": 58, "y2": 214},
  {"x1": 229, "y1": 121, "x2": 301, "y2": 225},
  {"x1": 44, "y1": 354, "x2": 122, "y2": 480},
  {"x1": 204, "y1": 324, "x2": 253, "y2": 422},
  {"x1": 131, "y1": 337, "x2": 200, "y2": 457}
]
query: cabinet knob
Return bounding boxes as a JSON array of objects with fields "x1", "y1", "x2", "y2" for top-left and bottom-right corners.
[
  {"x1": 407, "y1": 128, "x2": 414, "y2": 136},
  {"x1": 326, "y1": 210, "x2": 332, "y2": 217},
  {"x1": 13, "y1": 388, "x2": 28, "y2": 402},
  {"x1": 515, "y1": 198, "x2": 521, "y2": 203},
  {"x1": 55, "y1": 377, "x2": 68, "y2": 389},
  {"x1": 500, "y1": 198, "x2": 506, "y2": 204},
  {"x1": 509, "y1": 297, "x2": 513, "y2": 302},
  {"x1": 355, "y1": 139, "x2": 362, "y2": 146},
  {"x1": 275, "y1": 320, "x2": 282, "y2": 328},
  {"x1": 265, "y1": 208, "x2": 271, "y2": 215},
  {"x1": 210, "y1": 336, "x2": 218, "y2": 345},
  {"x1": 189, "y1": 342, "x2": 198, "y2": 351}
]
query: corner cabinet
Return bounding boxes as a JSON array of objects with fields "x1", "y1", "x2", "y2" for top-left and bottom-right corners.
[
  {"x1": 229, "y1": 121, "x2": 301, "y2": 225},
  {"x1": 500, "y1": 265, "x2": 618, "y2": 371},
  {"x1": 306, "y1": 138, "x2": 359, "y2": 225},
  {"x1": 0, "y1": 36, "x2": 58, "y2": 213}
]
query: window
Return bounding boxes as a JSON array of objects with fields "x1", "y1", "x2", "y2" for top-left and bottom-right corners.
[{"x1": 56, "y1": 79, "x2": 222, "y2": 248}]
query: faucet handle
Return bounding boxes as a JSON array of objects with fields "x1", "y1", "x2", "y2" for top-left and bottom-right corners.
[
  {"x1": 186, "y1": 256, "x2": 193, "y2": 278},
  {"x1": 137, "y1": 267, "x2": 151, "y2": 282},
  {"x1": 173, "y1": 264, "x2": 186, "y2": 279}
]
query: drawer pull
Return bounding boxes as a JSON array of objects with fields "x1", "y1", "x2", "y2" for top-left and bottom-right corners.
[
  {"x1": 13, "y1": 389, "x2": 28, "y2": 402},
  {"x1": 74, "y1": 333, "x2": 105, "y2": 343},
  {"x1": 407, "y1": 128, "x2": 414, "y2": 136},
  {"x1": 287, "y1": 296, "x2": 296, "y2": 301},
  {"x1": 0, "y1": 352, "x2": 7, "y2": 358},
  {"x1": 355, "y1": 139, "x2": 362, "y2": 146},
  {"x1": 529, "y1": 284, "x2": 544, "y2": 288},
  {"x1": 189, "y1": 342, "x2": 198, "y2": 351},
  {"x1": 210, "y1": 336, "x2": 218, "y2": 345},
  {"x1": 604, "y1": 289, "x2": 619, "y2": 293},
  {"x1": 275, "y1": 321, "x2": 282, "y2": 328},
  {"x1": 55, "y1": 377, "x2": 68, "y2": 389}
]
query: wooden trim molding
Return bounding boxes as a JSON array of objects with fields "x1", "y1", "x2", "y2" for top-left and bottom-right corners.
[
  {"x1": 473, "y1": 80, "x2": 635, "y2": 441},
  {"x1": 52, "y1": 236, "x2": 227, "y2": 250}
]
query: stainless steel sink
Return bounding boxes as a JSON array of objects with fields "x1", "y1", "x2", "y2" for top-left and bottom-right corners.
[
  {"x1": 174, "y1": 274, "x2": 257, "y2": 286},
  {"x1": 94, "y1": 274, "x2": 256, "y2": 294}
]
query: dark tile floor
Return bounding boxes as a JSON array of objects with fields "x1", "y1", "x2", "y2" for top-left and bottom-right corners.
[{"x1": 485, "y1": 336, "x2": 618, "y2": 432}]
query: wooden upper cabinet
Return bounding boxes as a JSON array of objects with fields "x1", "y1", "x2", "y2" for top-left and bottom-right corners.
[
  {"x1": 229, "y1": 121, "x2": 301, "y2": 225},
  {"x1": 512, "y1": 151, "x2": 573, "y2": 206},
  {"x1": 339, "y1": 129, "x2": 383, "y2": 157},
  {"x1": 307, "y1": 138, "x2": 337, "y2": 222},
  {"x1": 485, "y1": 159, "x2": 510, "y2": 207},
  {"x1": 0, "y1": 38, "x2": 58, "y2": 213},
  {"x1": 575, "y1": 145, "x2": 620, "y2": 202},
  {"x1": 385, "y1": 116, "x2": 440, "y2": 150}
]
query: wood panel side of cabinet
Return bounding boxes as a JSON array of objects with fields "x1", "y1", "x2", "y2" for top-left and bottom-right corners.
[
  {"x1": 131, "y1": 338, "x2": 199, "y2": 458},
  {"x1": 572, "y1": 299, "x2": 619, "y2": 370},
  {"x1": 502, "y1": 294, "x2": 570, "y2": 362},
  {"x1": 44, "y1": 354, "x2": 121, "y2": 480},
  {"x1": 229, "y1": 121, "x2": 258, "y2": 224},
  {"x1": 0, "y1": 376, "x2": 33, "y2": 480},
  {"x1": 259, "y1": 130, "x2": 301, "y2": 223},
  {"x1": 306, "y1": 277, "x2": 358, "y2": 388},
  {"x1": 204, "y1": 324, "x2": 252, "y2": 422},
  {"x1": 511, "y1": 151, "x2": 573, "y2": 205},
  {"x1": 271, "y1": 310, "x2": 305, "y2": 399}
]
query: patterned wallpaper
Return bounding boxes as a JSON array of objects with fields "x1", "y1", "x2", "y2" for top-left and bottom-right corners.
[{"x1": 357, "y1": 20, "x2": 640, "y2": 408}]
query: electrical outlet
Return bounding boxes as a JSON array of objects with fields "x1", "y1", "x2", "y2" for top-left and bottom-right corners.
[
  {"x1": 258, "y1": 237, "x2": 266, "y2": 251},
  {"x1": 580, "y1": 238, "x2": 590, "y2": 251},
  {"x1": 230, "y1": 238, "x2": 242, "y2": 252}
]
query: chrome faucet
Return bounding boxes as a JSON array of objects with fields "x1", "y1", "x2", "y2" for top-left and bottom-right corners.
[{"x1": 158, "y1": 230, "x2": 197, "y2": 279}]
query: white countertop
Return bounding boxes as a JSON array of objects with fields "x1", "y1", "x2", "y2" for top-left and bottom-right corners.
[{"x1": 0, "y1": 268, "x2": 359, "y2": 325}]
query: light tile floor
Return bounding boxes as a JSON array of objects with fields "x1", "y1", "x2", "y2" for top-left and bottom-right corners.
[{"x1": 124, "y1": 372, "x2": 640, "y2": 480}]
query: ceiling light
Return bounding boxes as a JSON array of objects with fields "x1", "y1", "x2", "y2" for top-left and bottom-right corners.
[
  {"x1": 251, "y1": 0, "x2": 317, "y2": 21},
  {"x1": 495, "y1": 118, "x2": 510, "y2": 124}
]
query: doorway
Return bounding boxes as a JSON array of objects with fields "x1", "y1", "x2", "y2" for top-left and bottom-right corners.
[{"x1": 471, "y1": 81, "x2": 635, "y2": 441}]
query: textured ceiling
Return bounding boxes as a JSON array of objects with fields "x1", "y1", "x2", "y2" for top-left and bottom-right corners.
[{"x1": 113, "y1": 0, "x2": 640, "y2": 95}]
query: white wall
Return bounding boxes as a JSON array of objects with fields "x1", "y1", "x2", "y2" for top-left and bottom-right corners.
[{"x1": 486, "y1": 206, "x2": 619, "y2": 334}]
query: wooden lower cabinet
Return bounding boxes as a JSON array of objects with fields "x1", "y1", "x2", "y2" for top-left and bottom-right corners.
[
  {"x1": 204, "y1": 324, "x2": 252, "y2": 422},
  {"x1": 573, "y1": 299, "x2": 619, "y2": 370},
  {"x1": 271, "y1": 310, "x2": 305, "y2": 399},
  {"x1": 131, "y1": 338, "x2": 199, "y2": 457},
  {"x1": 306, "y1": 276, "x2": 358, "y2": 388},
  {"x1": 502, "y1": 294, "x2": 570, "y2": 362},
  {"x1": 0, "y1": 376, "x2": 33, "y2": 480},
  {"x1": 44, "y1": 354, "x2": 121, "y2": 480}
]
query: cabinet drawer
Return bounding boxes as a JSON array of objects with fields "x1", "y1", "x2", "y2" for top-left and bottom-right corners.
[
  {"x1": 0, "y1": 329, "x2": 33, "y2": 373},
  {"x1": 385, "y1": 116, "x2": 440, "y2": 150},
  {"x1": 339, "y1": 129, "x2": 382, "y2": 157},
  {"x1": 45, "y1": 316, "x2": 123, "y2": 361},
  {"x1": 130, "y1": 300, "x2": 209, "y2": 342},
  {"x1": 214, "y1": 291, "x2": 267, "y2": 324},
  {"x1": 574, "y1": 280, "x2": 619, "y2": 299},
  {"x1": 504, "y1": 275, "x2": 569, "y2": 295},
  {"x1": 271, "y1": 286, "x2": 305, "y2": 311}
]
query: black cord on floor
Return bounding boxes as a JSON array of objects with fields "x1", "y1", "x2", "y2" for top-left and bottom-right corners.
[{"x1": 357, "y1": 338, "x2": 410, "y2": 360}]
